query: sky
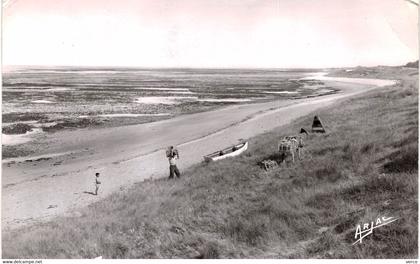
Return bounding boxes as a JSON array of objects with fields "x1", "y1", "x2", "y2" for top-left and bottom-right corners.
[{"x1": 2, "y1": 0, "x2": 419, "y2": 68}]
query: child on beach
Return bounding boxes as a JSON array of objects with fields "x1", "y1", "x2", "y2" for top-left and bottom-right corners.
[{"x1": 95, "y1": 172, "x2": 101, "y2": 195}]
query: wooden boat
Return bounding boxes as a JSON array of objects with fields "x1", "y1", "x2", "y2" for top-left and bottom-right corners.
[{"x1": 203, "y1": 141, "x2": 248, "y2": 162}]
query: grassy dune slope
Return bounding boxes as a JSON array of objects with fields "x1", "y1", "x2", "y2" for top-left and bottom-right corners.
[{"x1": 2, "y1": 67, "x2": 418, "y2": 259}]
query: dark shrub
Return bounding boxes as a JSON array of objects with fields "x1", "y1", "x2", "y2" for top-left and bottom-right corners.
[
  {"x1": 383, "y1": 146, "x2": 418, "y2": 173},
  {"x1": 198, "y1": 242, "x2": 220, "y2": 259},
  {"x1": 314, "y1": 165, "x2": 343, "y2": 183}
]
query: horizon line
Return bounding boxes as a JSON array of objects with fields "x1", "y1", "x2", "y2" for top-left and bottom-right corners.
[{"x1": 2, "y1": 61, "x2": 417, "y2": 71}]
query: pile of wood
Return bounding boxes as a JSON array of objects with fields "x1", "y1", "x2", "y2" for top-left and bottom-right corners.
[{"x1": 261, "y1": 159, "x2": 279, "y2": 171}]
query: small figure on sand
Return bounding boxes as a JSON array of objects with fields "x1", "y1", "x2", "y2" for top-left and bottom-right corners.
[
  {"x1": 166, "y1": 146, "x2": 181, "y2": 179},
  {"x1": 95, "y1": 172, "x2": 101, "y2": 195}
]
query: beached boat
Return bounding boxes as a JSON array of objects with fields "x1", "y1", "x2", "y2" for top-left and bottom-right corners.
[{"x1": 204, "y1": 141, "x2": 248, "y2": 162}]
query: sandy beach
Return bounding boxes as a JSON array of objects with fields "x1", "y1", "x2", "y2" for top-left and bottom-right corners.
[{"x1": 2, "y1": 75, "x2": 396, "y2": 230}]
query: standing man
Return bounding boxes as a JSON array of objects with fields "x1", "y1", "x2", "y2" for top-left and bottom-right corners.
[
  {"x1": 297, "y1": 135, "x2": 305, "y2": 160},
  {"x1": 95, "y1": 172, "x2": 101, "y2": 195},
  {"x1": 167, "y1": 146, "x2": 181, "y2": 179}
]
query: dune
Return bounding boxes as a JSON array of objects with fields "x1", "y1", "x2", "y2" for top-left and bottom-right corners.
[{"x1": 2, "y1": 74, "x2": 396, "y2": 230}]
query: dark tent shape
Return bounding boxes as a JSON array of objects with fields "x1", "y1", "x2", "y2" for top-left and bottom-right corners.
[
  {"x1": 312, "y1": 116, "x2": 325, "y2": 133},
  {"x1": 300, "y1": 128, "x2": 308, "y2": 135}
]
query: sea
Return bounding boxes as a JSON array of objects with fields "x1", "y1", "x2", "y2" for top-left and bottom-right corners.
[{"x1": 2, "y1": 66, "x2": 334, "y2": 146}]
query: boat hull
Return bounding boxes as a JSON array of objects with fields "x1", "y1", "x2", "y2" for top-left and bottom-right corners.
[{"x1": 204, "y1": 141, "x2": 248, "y2": 162}]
